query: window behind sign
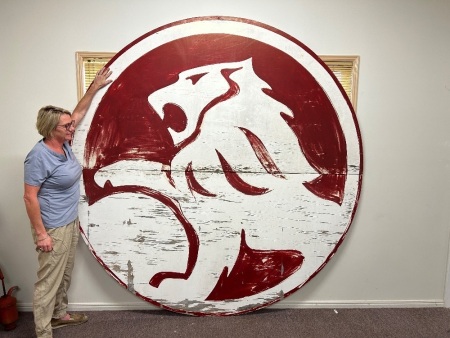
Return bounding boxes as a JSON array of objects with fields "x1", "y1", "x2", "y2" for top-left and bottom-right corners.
[{"x1": 76, "y1": 52, "x2": 359, "y2": 111}]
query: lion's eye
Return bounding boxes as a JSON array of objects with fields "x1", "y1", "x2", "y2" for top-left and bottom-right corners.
[
  {"x1": 162, "y1": 103, "x2": 187, "y2": 132},
  {"x1": 186, "y1": 72, "x2": 208, "y2": 85}
]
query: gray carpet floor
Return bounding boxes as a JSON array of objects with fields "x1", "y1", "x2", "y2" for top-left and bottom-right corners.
[{"x1": 3, "y1": 308, "x2": 450, "y2": 338}]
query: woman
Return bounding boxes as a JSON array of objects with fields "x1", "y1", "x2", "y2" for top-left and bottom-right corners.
[{"x1": 23, "y1": 68, "x2": 112, "y2": 338}]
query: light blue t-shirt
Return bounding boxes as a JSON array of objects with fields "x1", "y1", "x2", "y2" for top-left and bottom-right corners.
[{"x1": 24, "y1": 140, "x2": 82, "y2": 228}]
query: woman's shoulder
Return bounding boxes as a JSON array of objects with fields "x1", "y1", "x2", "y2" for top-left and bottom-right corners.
[
  {"x1": 25, "y1": 139, "x2": 60, "y2": 164},
  {"x1": 26, "y1": 139, "x2": 45, "y2": 157}
]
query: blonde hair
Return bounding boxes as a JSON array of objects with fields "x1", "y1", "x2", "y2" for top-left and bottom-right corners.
[{"x1": 36, "y1": 105, "x2": 71, "y2": 138}]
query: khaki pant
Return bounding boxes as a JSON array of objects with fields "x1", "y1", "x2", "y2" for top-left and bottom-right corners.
[{"x1": 32, "y1": 218, "x2": 79, "y2": 338}]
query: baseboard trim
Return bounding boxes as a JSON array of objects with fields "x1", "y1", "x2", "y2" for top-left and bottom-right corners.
[
  {"x1": 17, "y1": 299, "x2": 444, "y2": 312},
  {"x1": 270, "y1": 299, "x2": 444, "y2": 309}
]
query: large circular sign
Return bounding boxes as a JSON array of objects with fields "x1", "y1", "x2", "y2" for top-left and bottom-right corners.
[{"x1": 72, "y1": 16, "x2": 362, "y2": 316}]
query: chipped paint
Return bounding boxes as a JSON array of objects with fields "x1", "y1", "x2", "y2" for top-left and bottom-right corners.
[{"x1": 127, "y1": 260, "x2": 135, "y2": 292}]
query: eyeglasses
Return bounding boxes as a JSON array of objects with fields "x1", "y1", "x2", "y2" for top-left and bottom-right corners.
[{"x1": 57, "y1": 120, "x2": 75, "y2": 131}]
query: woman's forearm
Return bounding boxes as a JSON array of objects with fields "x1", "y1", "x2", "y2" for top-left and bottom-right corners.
[
  {"x1": 23, "y1": 188, "x2": 47, "y2": 239},
  {"x1": 72, "y1": 67, "x2": 112, "y2": 126}
]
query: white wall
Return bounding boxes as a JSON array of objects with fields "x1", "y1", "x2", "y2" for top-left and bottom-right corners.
[{"x1": 1, "y1": 0, "x2": 450, "y2": 311}]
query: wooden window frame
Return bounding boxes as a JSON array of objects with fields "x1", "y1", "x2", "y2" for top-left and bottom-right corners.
[
  {"x1": 76, "y1": 51, "x2": 116, "y2": 101},
  {"x1": 320, "y1": 55, "x2": 360, "y2": 111}
]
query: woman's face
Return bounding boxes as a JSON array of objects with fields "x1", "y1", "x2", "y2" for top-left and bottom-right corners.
[{"x1": 53, "y1": 114, "x2": 75, "y2": 142}]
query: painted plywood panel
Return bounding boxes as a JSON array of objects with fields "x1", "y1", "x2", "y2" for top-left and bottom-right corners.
[{"x1": 72, "y1": 16, "x2": 363, "y2": 316}]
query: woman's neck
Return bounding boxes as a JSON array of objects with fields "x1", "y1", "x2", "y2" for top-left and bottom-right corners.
[{"x1": 44, "y1": 137, "x2": 65, "y2": 154}]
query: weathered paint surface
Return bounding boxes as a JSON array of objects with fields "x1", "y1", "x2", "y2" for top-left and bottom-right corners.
[{"x1": 72, "y1": 17, "x2": 363, "y2": 316}]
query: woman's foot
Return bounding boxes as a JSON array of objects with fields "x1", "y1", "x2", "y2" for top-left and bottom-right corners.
[{"x1": 51, "y1": 313, "x2": 88, "y2": 329}]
